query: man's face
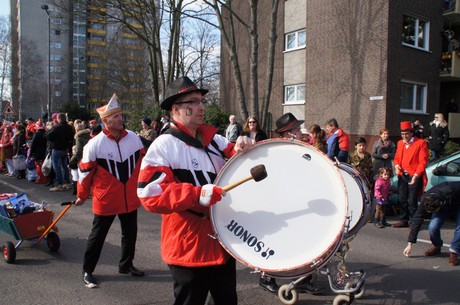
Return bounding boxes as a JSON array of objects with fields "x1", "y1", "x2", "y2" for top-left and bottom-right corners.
[
  {"x1": 401, "y1": 130, "x2": 413, "y2": 142},
  {"x1": 172, "y1": 91, "x2": 206, "y2": 130},
  {"x1": 325, "y1": 124, "x2": 335, "y2": 134},
  {"x1": 103, "y1": 111, "x2": 123, "y2": 133}
]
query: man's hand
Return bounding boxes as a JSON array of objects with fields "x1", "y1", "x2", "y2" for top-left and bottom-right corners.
[
  {"x1": 395, "y1": 165, "x2": 402, "y2": 176},
  {"x1": 74, "y1": 198, "x2": 85, "y2": 206},
  {"x1": 234, "y1": 136, "x2": 254, "y2": 153},
  {"x1": 199, "y1": 184, "x2": 225, "y2": 207},
  {"x1": 409, "y1": 174, "x2": 418, "y2": 186},
  {"x1": 403, "y1": 242, "x2": 412, "y2": 257}
]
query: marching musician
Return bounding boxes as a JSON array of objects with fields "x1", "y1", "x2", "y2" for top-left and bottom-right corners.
[{"x1": 137, "y1": 76, "x2": 253, "y2": 305}]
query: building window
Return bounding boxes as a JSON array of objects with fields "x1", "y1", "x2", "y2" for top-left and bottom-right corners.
[
  {"x1": 55, "y1": 91, "x2": 61, "y2": 97},
  {"x1": 402, "y1": 15, "x2": 430, "y2": 50},
  {"x1": 400, "y1": 80, "x2": 427, "y2": 113},
  {"x1": 284, "y1": 84, "x2": 305, "y2": 104},
  {"x1": 285, "y1": 29, "x2": 306, "y2": 51}
]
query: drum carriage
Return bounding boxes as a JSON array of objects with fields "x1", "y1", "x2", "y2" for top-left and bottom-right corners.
[{"x1": 211, "y1": 139, "x2": 368, "y2": 305}]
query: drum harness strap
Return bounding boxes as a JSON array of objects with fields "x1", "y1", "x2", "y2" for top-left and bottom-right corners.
[{"x1": 163, "y1": 126, "x2": 226, "y2": 221}]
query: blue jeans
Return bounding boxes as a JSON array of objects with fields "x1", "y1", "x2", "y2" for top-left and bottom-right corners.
[
  {"x1": 51, "y1": 149, "x2": 70, "y2": 185},
  {"x1": 428, "y1": 206, "x2": 460, "y2": 254}
]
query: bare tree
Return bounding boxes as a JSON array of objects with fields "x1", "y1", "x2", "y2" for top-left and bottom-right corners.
[{"x1": 199, "y1": 0, "x2": 281, "y2": 126}]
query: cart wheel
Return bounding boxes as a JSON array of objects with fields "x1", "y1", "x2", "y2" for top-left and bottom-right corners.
[
  {"x1": 3, "y1": 241, "x2": 16, "y2": 264},
  {"x1": 46, "y1": 232, "x2": 60, "y2": 252},
  {"x1": 278, "y1": 284, "x2": 298, "y2": 305},
  {"x1": 354, "y1": 286, "x2": 365, "y2": 299},
  {"x1": 333, "y1": 294, "x2": 351, "y2": 305}
]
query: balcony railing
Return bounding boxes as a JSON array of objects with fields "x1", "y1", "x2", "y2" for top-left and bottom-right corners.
[
  {"x1": 444, "y1": 0, "x2": 457, "y2": 13},
  {"x1": 440, "y1": 51, "x2": 460, "y2": 79}
]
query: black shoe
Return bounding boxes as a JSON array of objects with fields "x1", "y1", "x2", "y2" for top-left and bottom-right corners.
[
  {"x1": 119, "y1": 266, "x2": 145, "y2": 277},
  {"x1": 45, "y1": 181, "x2": 54, "y2": 186},
  {"x1": 83, "y1": 272, "x2": 98, "y2": 288},
  {"x1": 374, "y1": 223, "x2": 384, "y2": 228},
  {"x1": 382, "y1": 220, "x2": 391, "y2": 227},
  {"x1": 259, "y1": 277, "x2": 279, "y2": 293},
  {"x1": 297, "y1": 281, "x2": 324, "y2": 295}
]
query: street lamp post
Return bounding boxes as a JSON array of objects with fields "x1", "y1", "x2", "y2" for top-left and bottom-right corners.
[{"x1": 41, "y1": 4, "x2": 51, "y2": 122}]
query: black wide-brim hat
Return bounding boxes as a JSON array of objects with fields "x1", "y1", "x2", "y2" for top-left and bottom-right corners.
[
  {"x1": 161, "y1": 76, "x2": 209, "y2": 110},
  {"x1": 274, "y1": 112, "x2": 304, "y2": 133}
]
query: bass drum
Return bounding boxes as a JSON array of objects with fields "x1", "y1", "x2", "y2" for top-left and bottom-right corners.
[
  {"x1": 338, "y1": 163, "x2": 372, "y2": 239},
  {"x1": 211, "y1": 139, "x2": 348, "y2": 278}
]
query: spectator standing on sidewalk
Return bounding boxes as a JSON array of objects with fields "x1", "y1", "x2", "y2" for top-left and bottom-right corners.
[
  {"x1": 225, "y1": 114, "x2": 243, "y2": 143},
  {"x1": 69, "y1": 122, "x2": 91, "y2": 195},
  {"x1": 392, "y1": 121, "x2": 429, "y2": 228},
  {"x1": 45, "y1": 113, "x2": 74, "y2": 191},
  {"x1": 74, "y1": 94, "x2": 146, "y2": 288},
  {"x1": 325, "y1": 118, "x2": 350, "y2": 162},
  {"x1": 29, "y1": 119, "x2": 49, "y2": 184}
]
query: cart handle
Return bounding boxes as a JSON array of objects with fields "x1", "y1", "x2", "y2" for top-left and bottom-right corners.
[{"x1": 38, "y1": 202, "x2": 74, "y2": 241}]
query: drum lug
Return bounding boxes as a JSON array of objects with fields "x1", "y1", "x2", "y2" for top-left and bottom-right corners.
[
  {"x1": 311, "y1": 259, "x2": 322, "y2": 268},
  {"x1": 207, "y1": 233, "x2": 218, "y2": 239}
]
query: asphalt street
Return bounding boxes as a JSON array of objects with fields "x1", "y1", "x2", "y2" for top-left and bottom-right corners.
[{"x1": 1, "y1": 173, "x2": 459, "y2": 305}]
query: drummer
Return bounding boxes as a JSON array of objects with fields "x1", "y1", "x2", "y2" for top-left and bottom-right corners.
[
  {"x1": 137, "y1": 76, "x2": 254, "y2": 305},
  {"x1": 258, "y1": 112, "x2": 324, "y2": 295}
]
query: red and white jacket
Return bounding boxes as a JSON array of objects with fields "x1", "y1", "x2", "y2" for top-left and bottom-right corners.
[
  {"x1": 78, "y1": 128, "x2": 144, "y2": 216},
  {"x1": 137, "y1": 122, "x2": 236, "y2": 267}
]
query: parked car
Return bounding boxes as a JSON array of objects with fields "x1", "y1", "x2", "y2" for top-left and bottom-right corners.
[{"x1": 391, "y1": 151, "x2": 460, "y2": 204}]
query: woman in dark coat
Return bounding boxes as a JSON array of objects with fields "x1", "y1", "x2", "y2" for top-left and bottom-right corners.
[
  {"x1": 371, "y1": 128, "x2": 396, "y2": 181},
  {"x1": 29, "y1": 119, "x2": 49, "y2": 184},
  {"x1": 428, "y1": 113, "x2": 449, "y2": 161},
  {"x1": 241, "y1": 116, "x2": 267, "y2": 143}
]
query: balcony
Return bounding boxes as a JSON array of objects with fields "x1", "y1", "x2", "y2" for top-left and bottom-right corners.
[
  {"x1": 444, "y1": 0, "x2": 460, "y2": 24},
  {"x1": 440, "y1": 51, "x2": 460, "y2": 80}
]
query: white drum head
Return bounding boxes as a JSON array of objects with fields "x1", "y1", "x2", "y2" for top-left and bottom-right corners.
[{"x1": 211, "y1": 140, "x2": 348, "y2": 275}]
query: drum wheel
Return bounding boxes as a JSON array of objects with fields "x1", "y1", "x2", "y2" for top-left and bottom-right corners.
[
  {"x1": 278, "y1": 284, "x2": 298, "y2": 305},
  {"x1": 333, "y1": 294, "x2": 352, "y2": 305}
]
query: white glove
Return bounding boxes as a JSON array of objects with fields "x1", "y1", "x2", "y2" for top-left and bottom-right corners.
[{"x1": 199, "y1": 184, "x2": 224, "y2": 207}]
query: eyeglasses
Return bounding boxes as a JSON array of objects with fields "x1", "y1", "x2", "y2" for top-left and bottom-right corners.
[
  {"x1": 248, "y1": 121, "x2": 257, "y2": 124},
  {"x1": 175, "y1": 99, "x2": 207, "y2": 106}
]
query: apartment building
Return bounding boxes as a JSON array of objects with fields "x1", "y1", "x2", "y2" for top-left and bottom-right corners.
[
  {"x1": 220, "y1": 0, "x2": 453, "y2": 141},
  {"x1": 10, "y1": 0, "x2": 149, "y2": 121},
  {"x1": 10, "y1": 0, "x2": 70, "y2": 120}
]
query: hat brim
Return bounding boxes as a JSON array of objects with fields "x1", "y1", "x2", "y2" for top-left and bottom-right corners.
[
  {"x1": 274, "y1": 120, "x2": 304, "y2": 134},
  {"x1": 161, "y1": 89, "x2": 208, "y2": 110}
]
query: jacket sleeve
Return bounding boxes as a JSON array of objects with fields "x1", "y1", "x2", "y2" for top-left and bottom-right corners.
[
  {"x1": 415, "y1": 140, "x2": 429, "y2": 177},
  {"x1": 77, "y1": 140, "x2": 97, "y2": 201},
  {"x1": 137, "y1": 141, "x2": 201, "y2": 214}
]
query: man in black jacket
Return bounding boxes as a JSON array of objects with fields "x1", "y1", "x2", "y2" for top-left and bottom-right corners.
[
  {"x1": 45, "y1": 113, "x2": 74, "y2": 191},
  {"x1": 403, "y1": 182, "x2": 460, "y2": 266}
]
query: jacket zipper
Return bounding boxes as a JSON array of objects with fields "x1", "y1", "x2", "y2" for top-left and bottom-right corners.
[{"x1": 116, "y1": 140, "x2": 129, "y2": 212}]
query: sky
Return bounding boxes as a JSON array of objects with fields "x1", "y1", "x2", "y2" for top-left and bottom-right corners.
[{"x1": 0, "y1": 0, "x2": 9, "y2": 17}]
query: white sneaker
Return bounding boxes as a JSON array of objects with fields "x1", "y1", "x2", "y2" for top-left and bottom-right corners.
[{"x1": 50, "y1": 185, "x2": 65, "y2": 192}]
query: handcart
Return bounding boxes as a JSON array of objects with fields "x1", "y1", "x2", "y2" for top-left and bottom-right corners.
[{"x1": 1, "y1": 201, "x2": 72, "y2": 264}]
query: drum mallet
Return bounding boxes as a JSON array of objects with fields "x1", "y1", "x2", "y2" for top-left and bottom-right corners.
[{"x1": 222, "y1": 164, "x2": 267, "y2": 192}]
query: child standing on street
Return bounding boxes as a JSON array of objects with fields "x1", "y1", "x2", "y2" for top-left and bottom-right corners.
[
  {"x1": 348, "y1": 137, "x2": 373, "y2": 184},
  {"x1": 374, "y1": 167, "x2": 392, "y2": 228}
]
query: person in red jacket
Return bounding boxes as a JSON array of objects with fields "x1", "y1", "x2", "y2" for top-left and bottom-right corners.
[
  {"x1": 392, "y1": 121, "x2": 429, "y2": 228},
  {"x1": 74, "y1": 94, "x2": 146, "y2": 288},
  {"x1": 137, "y1": 76, "x2": 253, "y2": 305}
]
